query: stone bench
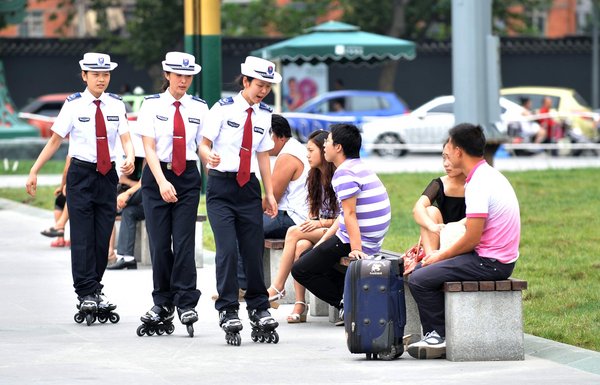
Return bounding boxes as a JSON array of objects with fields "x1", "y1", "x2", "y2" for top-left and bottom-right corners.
[
  {"x1": 444, "y1": 278, "x2": 528, "y2": 361},
  {"x1": 262, "y1": 238, "x2": 330, "y2": 314},
  {"x1": 115, "y1": 214, "x2": 207, "y2": 267}
]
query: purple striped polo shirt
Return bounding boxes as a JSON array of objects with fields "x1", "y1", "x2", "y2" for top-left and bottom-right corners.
[{"x1": 332, "y1": 158, "x2": 391, "y2": 255}]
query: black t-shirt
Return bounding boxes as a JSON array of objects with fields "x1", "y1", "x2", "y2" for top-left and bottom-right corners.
[{"x1": 421, "y1": 178, "x2": 466, "y2": 223}]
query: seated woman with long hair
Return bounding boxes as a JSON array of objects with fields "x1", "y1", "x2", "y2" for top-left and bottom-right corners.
[{"x1": 267, "y1": 130, "x2": 338, "y2": 323}]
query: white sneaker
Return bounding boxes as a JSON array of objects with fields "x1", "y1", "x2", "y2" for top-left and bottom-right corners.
[{"x1": 407, "y1": 331, "x2": 446, "y2": 359}]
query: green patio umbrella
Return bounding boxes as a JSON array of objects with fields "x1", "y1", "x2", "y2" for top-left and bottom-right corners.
[{"x1": 251, "y1": 21, "x2": 416, "y2": 64}]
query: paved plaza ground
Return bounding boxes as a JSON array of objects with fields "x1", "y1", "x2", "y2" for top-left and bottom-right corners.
[{"x1": 1, "y1": 197, "x2": 599, "y2": 384}]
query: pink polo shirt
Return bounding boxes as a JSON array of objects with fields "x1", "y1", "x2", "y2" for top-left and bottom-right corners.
[{"x1": 465, "y1": 160, "x2": 521, "y2": 263}]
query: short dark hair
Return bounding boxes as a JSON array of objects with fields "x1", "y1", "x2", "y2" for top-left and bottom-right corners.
[
  {"x1": 448, "y1": 123, "x2": 486, "y2": 157},
  {"x1": 330, "y1": 123, "x2": 361, "y2": 159},
  {"x1": 271, "y1": 114, "x2": 292, "y2": 138}
]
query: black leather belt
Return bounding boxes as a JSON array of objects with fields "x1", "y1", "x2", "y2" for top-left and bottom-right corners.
[
  {"x1": 208, "y1": 169, "x2": 256, "y2": 178},
  {"x1": 160, "y1": 161, "x2": 197, "y2": 171},
  {"x1": 72, "y1": 157, "x2": 115, "y2": 171}
]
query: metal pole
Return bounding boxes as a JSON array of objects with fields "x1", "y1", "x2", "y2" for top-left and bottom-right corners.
[
  {"x1": 199, "y1": 0, "x2": 222, "y2": 107},
  {"x1": 592, "y1": 1, "x2": 599, "y2": 110}
]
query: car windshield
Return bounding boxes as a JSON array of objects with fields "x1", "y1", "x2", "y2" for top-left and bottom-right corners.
[{"x1": 572, "y1": 91, "x2": 591, "y2": 109}]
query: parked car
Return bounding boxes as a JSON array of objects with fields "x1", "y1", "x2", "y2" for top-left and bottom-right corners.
[
  {"x1": 360, "y1": 95, "x2": 534, "y2": 157},
  {"x1": 19, "y1": 93, "x2": 137, "y2": 137},
  {"x1": 501, "y1": 86, "x2": 600, "y2": 141},
  {"x1": 281, "y1": 90, "x2": 409, "y2": 142}
]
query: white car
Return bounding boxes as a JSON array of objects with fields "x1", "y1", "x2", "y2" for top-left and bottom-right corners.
[{"x1": 361, "y1": 95, "x2": 540, "y2": 157}]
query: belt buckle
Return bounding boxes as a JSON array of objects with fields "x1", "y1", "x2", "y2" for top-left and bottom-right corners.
[{"x1": 167, "y1": 162, "x2": 172, "y2": 170}]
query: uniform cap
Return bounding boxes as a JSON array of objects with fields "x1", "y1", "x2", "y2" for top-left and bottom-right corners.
[
  {"x1": 79, "y1": 52, "x2": 118, "y2": 72},
  {"x1": 240, "y1": 56, "x2": 282, "y2": 84},
  {"x1": 162, "y1": 52, "x2": 201, "y2": 75}
]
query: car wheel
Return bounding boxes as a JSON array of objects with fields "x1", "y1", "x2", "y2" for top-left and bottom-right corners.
[{"x1": 374, "y1": 133, "x2": 407, "y2": 157}]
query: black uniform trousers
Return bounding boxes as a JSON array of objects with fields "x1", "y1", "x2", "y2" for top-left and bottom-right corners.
[
  {"x1": 407, "y1": 251, "x2": 515, "y2": 338},
  {"x1": 206, "y1": 171, "x2": 269, "y2": 312},
  {"x1": 291, "y1": 235, "x2": 350, "y2": 308},
  {"x1": 141, "y1": 162, "x2": 201, "y2": 309},
  {"x1": 66, "y1": 158, "x2": 118, "y2": 298}
]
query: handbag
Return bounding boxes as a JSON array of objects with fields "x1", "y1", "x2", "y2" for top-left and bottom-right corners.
[{"x1": 402, "y1": 237, "x2": 425, "y2": 275}]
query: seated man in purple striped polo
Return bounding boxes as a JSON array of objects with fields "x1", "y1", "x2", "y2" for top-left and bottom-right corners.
[{"x1": 291, "y1": 123, "x2": 391, "y2": 325}]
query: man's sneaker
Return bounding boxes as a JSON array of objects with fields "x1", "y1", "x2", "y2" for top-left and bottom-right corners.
[
  {"x1": 334, "y1": 307, "x2": 344, "y2": 326},
  {"x1": 407, "y1": 331, "x2": 446, "y2": 359}
]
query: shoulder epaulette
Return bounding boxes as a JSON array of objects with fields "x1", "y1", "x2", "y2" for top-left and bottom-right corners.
[
  {"x1": 259, "y1": 102, "x2": 273, "y2": 112},
  {"x1": 218, "y1": 96, "x2": 234, "y2": 106},
  {"x1": 144, "y1": 94, "x2": 161, "y2": 100},
  {"x1": 191, "y1": 95, "x2": 207, "y2": 104},
  {"x1": 66, "y1": 92, "x2": 81, "y2": 102},
  {"x1": 108, "y1": 93, "x2": 122, "y2": 100}
]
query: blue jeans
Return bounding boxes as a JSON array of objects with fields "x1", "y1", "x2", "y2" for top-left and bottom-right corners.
[
  {"x1": 116, "y1": 190, "x2": 145, "y2": 256},
  {"x1": 407, "y1": 251, "x2": 515, "y2": 337}
]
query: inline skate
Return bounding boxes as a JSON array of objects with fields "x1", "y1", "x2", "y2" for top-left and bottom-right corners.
[
  {"x1": 178, "y1": 308, "x2": 198, "y2": 337},
  {"x1": 96, "y1": 291, "x2": 120, "y2": 324},
  {"x1": 219, "y1": 309, "x2": 243, "y2": 346},
  {"x1": 74, "y1": 294, "x2": 98, "y2": 326},
  {"x1": 249, "y1": 309, "x2": 279, "y2": 344},
  {"x1": 137, "y1": 305, "x2": 175, "y2": 337}
]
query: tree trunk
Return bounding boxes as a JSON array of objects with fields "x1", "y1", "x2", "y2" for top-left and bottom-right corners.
[{"x1": 378, "y1": 0, "x2": 408, "y2": 92}]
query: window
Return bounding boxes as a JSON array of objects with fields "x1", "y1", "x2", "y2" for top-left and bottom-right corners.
[
  {"x1": 346, "y1": 96, "x2": 383, "y2": 112},
  {"x1": 429, "y1": 103, "x2": 453, "y2": 114},
  {"x1": 18, "y1": 11, "x2": 44, "y2": 37}
]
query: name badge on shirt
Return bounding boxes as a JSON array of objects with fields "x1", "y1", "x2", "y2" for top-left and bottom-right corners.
[
  {"x1": 107, "y1": 116, "x2": 119, "y2": 121},
  {"x1": 253, "y1": 126, "x2": 264, "y2": 134},
  {"x1": 188, "y1": 117, "x2": 201, "y2": 124},
  {"x1": 78, "y1": 117, "x2": 90, "y2": 122},
  {"x1": 227, "y1": 120, "x2": 240, "y2": 128},
  {"x1": 156, "y1": 115, "x2": 168, "y2": 121}
]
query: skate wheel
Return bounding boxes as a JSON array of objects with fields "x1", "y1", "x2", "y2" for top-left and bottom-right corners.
[
  {"x1": 166, "y1": 323, "x2": 175, "y2": 334},
  {"x1": 98, "y1": 315, "x2": 108, "y2": 323},
  {"x1": 234, "y1": 334, "x2": 241, "y2": 346},
  {"x1": 74, "y1": 313, "x2": 84, "y2": 324},
  {"x1": 251, "y1": 330, "x2": 258, "y2": 342},
  {"x1": 147, "y1": 326, "x2": 155, "y2": 336},
  {"x1": 258, "y1": 334, "x2": 265, "y2": 343},
  {"x1": 136, "y1": 325, "x2": 146, "y2": 337},
  {"x1": 271, "y1": 331, "x2": 279, "y2": 344},
  {"x1": 156, "y1": 325, "x2": 164, "y2": 335},
  {"x1": 85, "y1": 313, "x2": 94, "y2": 326},
  {"x1": 186, "y1": 324, "x2": 194, "y2": 338},
  {"x1": 109, "y1": 313, "x2": 120, "y2": 324}
]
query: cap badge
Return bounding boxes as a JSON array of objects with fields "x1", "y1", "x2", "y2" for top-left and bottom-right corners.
[
  {"x1": 183, "y1": 58, "x2": 189, "y2": 67},
  {"x1": 98, "y1": 57, "x2": 105, "y2": 65}
]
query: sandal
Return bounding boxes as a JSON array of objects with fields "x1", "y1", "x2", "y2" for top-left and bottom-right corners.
[
  {"x1": 268, "y1": 286, "x2": 286, "y2": 309},
  {"x1": 41, "y1": 226, "x2": 64, "y2": 238},
  {"x1": 287, "y1": 301, "x2": 309, "y2": 323}
]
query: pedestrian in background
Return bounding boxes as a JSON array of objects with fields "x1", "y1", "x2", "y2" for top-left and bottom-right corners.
[
  {"x1": 135, "y1": 51, "x2": 208, "y2": 337},
  {"x1": 26, "y1": 52, "x2": 135, "y2": 324}
]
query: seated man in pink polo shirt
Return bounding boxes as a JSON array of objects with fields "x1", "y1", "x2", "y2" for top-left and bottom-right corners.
[{"x1": 406, "y1": 123, "x2": 521, "y2": 360}]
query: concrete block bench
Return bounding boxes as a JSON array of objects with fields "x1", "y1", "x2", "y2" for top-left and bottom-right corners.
[
  {"x1": 262, "y1": 239, "x2": 331, "y2": 313},
  {"x1": 444, "y1": 278, "x2": 528, "y2": 361},
  {"x1": 115, "y1": 214, "x2": 207, "y2": 267}
]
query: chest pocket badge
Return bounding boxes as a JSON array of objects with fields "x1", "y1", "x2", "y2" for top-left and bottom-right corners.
[
  {"x1": 188, "y1": 117, "x2": 201, "y2": 124},
  {"x1": 227, "y1": 120, "x2": 240, "y2": 128},
  {"x1": 78, "y1": 117, "x2": 90, "y2": 122},
  {"x1": 253, "y1": 126, "x2": 264, "y2": 134},
  {"x1": 156, "y1": 115, "x2": 168, "y2": 121},
  {"x1": 107, "y1": 116, "x2": 119, "y2": 121}
]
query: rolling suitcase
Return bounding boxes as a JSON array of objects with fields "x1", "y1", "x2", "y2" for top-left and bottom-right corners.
[{"x1": 343, "y1": 255, "x2": 406, "y2": 360}]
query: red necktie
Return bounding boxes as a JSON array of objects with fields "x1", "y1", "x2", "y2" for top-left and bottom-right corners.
[
  {"x1": 237, "y1": 107, "x2": 253, "y2": 187},
  {"x1": 172, "y1": 101, "x2": 186, "y2": 176},
  {"x1": 93, "y1": 100, "x2": 111, "y2": 175}
]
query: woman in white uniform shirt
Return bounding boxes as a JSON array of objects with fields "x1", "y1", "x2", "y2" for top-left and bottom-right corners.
[
  {"x1": 199, "y1": 56, "x2": 280, "y2": 345},
  {"x1": 26, "y1": 52, "x2": 135, "y2": 325},
  {"x1": 136, "y1": 52, "x2": 208, "y2": 338}
]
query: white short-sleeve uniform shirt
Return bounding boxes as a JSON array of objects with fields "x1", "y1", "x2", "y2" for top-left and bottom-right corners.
[
  {"x1": 136, "y1": 90, "x2": 208, "y2": 162},
  {"x1": 52, "y1": 89, "x2": 129, "y2": 162},
  {"x1": 201, "y1": 92, "x2": 274, "y2": 173}
]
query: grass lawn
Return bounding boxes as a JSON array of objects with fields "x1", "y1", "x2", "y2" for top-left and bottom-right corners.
[{"x1": 2, "y1": 168, "x2": 599, "y2": 352}]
